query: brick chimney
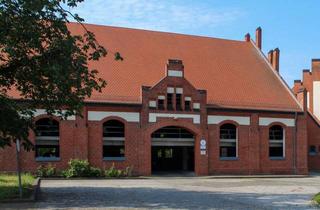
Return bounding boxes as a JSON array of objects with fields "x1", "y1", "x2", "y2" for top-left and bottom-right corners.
[
  {"x1": 255, "y1": 27, "x2": 262, "y2": 50},
  {"x1": 166, "y1": 59, "x2": 184, "y2": 77},
  {"x1": 268, "y1": 50, "x2": 273, "y2": 64},
  {"x1": 272, "y1": 48, "x2": 280, "y2": 72},
  {"x1": 245, "y1": 33, "x2": 251, "y2": 42},
  {"x1": 312, "y1": 59, "x2": 320, "y2": 78}
]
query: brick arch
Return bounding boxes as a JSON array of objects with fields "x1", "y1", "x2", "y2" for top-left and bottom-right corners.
[
  {"x1": 34, "y1": 114, "x2": 61, "y2": 123},
  {"x1": 145, "y1": 119, "x2": 201, "y2": 138},
  {"x1": 267, "y1": 122, "x2": 288, "y2": 129},
  {"x1": 217, "y1": 120, "x2": 240, "y2": 128},
  {"x1": 100, "y1": 116, "x2": 128, "y2": 138}
]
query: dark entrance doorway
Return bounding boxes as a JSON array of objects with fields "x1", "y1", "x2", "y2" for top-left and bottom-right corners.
[{"x1": 151, "y1": 126, "x2": 195, "y2": 173}]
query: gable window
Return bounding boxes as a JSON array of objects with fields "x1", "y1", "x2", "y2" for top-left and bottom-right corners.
[
  {"x1": 309, "y1": 145, "x2": 317, "y2": 156},
  {"x1": 35, "y1": 118, "x2": 60, "y2": 160},
  {"x1": 269, "y1": 125, "x2": 285, "y2": 158},
  {"x1": 167, "y1": 93, "x2": 173, "y2": 110},
  {"x1": 158, "y1": 95, "x2": 165, "y2": 110},
  {"x1": 176, "y1": 93, "x2": 182, "y2": 110},
  {"x1": 184, "y1": 97, "x2": 191, "y2": 111},
  {"x1": 103, "y1": 120, "x2": 125, "y2": 160},
  {"x1": 220, "y1": 123, "x2": 237, "y2": 159}
]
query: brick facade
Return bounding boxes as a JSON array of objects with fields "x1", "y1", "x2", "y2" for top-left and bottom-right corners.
[{"x1": 0, "y1": 60, "x2": 309, "y2": 175}]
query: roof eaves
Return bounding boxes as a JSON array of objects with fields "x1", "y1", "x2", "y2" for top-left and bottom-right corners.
[
  {"x1": 249, "y1": 40, "x2": 303, "y2": 112},
  {"x1": 206, "y1": 103, "x2": 303, "y2": 113}
]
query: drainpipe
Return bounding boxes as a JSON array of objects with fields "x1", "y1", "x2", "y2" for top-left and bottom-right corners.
[{"x1": 293, "y1": 112, "x2": 298, "y2": 174}]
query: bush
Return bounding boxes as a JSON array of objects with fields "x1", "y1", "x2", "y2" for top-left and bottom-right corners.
[
  {"x1": 36, "y1": 164, "x2": 56, "y2": 177},
  {"x1": 105, "y1": 163, "x2": 133, "y2": 178},
  {"x1": 62, "y1": 159, "x2": 103, "y2": 178},
  {"x1": 313, "y1": 193, "x2": 320, "y2": 205},
  {"x1": 105, "y1": 164, "x2": 122, "y2": 177},
  {"x1": 89, "y1": 167, "x2": 102, "y2": 177}
]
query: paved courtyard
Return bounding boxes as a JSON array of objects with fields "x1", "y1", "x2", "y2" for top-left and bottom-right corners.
[{"x1": 1, "y1": 175, "x2": 320, "y2": 210}]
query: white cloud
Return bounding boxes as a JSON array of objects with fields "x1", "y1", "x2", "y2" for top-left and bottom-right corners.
[{"x1": 67, "y1": 0, "x2": 244, "y2": 34}]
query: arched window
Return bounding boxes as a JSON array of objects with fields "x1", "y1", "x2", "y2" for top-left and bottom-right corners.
[
  {"x1": 35, "y1": 118, "x2": 60, "y2": 159},
  {"x1": 219, "y1": 123, "x2": 237, "y2": 158},
  {"x1": 103, "y1": 120, "x2": 125, "y2": 159},
  {"x1": 269, "y1": 125, "x2": 284, "y2": 158}
]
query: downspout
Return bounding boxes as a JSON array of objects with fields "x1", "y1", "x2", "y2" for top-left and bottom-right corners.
[{"x1": 293, "y1": 112, "x2": 298, "y2": 174}]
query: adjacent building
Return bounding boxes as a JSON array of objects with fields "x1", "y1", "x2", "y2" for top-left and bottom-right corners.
[
  {"x1": 0, "y1": 24, "x2": 310, "y2": 175},
  {"x1": 293, "y1": 60, "x2": 320, "y2": 170}
]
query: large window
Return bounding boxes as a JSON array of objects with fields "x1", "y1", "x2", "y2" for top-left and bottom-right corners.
[
  {"x1": 35, "y1": 118, "x2": 60, "y2": 159},
  {"x1": 269, "y1": 125, "x2": 284, "y2": 158},
  {"x1": 219, "y1": 123, "x2": 237, "y2": 158},
  {"x1": 103, "y1": 120, "x2": 125, "y2": 159}
]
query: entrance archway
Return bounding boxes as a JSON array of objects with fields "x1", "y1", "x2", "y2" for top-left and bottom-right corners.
[{"x1": 151, "y1": 126, "x2": 195, "y2": 173}]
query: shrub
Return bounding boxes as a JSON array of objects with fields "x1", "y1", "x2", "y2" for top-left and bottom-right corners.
[
  {"x1": 123, "y1": 166, "x2": 133, "y2": 177},
  {"x1": 62, "y1": 159, "x2": 103, "y2": 178},
  {"x1": 105, "y1": 163, "x2": 122, "y2": 177},
  {"x1": 313, "y1": 193, "x2": 320, "y2": 205},
  {"x1": 89, "y1": 167, "x2": 103, "y2": 177},
  {"x1": 36, "y1": 164, "x2": 56, "y2": 177},
  {"x1": 105, "y1": 164, "x2": 133, "y2": 178}
]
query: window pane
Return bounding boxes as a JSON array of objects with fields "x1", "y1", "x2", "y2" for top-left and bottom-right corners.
[
  {"x1": 158, "y1": 99, "x2": 165, "y2": 110},
  {"x1": 35, "y1": 145, "x2": 59, "y2": 158},
  {"x1": 103, "y1": 120, "x2": 124, "y2": 137},
  {"x1": 35, "y1": 118, "x2": 59, "y2": 137},
  {"x1": 176, "y1": 94, "x2": 182, "y2": 110},
  {"x1": 185, "y1": 101, "x2": 191, "y2": 111},
  {"x1": 269, "y1": 147, "x2": 283, "y2": 157},
  {"x1": 220, "y1": 124, "x2": 236, "y2": 139},
  {"x1": 220, "y1": 146, "x2": 236, "y2": 157},
  {"x1": 103, "y1": 145, "x2": 125, "y2": 157},
  {"x1": 167, "y1": 93, "x2": 173, "y2": 110},
  {"x1": 269, "y1": 125, "x2": 283, "y2": 140}
]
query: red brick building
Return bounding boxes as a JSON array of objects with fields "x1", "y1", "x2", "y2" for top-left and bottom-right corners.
[
  {"x1": 293, "y1": 59, "x2": 320, "y2": 171},
  {"x1": 0, "y1": 24, "x2": 310, "y2": 175}
]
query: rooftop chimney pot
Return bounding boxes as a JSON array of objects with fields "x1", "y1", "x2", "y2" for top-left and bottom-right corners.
[
  {"x1": 245, "y1": 33, "x2": 251, "y2": 42},
  {"x1": 255, "y1": 27, "x2": 262, "y2": 50},
  {"x1": 272, "y1": 48, "x2": 280, "y2": 72}
]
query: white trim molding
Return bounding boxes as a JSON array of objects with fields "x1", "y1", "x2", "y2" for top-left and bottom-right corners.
[
  {"x1": 149, "y1": 100, "x2": 156, "y2": 108},
  {"x1": 176, "y1": 88, "x2": 183, "y2": 94},
  {"x1": 34, "y1": 109, "x2": 75, "y2": 120},
  {"x1": 259, "y1": 117, "x2": 295, "y2": 127},
  {"x1": 208, "y1": 115, "x2": 250, "y2": 125},
  {"x1": 167, "y1": 87, "x2": 175, "y2": 93},
  {"x1": 313, "y1": 81, "x2": 320, "y2": 119},
  {"x1": 88, "y1": 111, "x2": 140, "y2": 122},
  {"x1": 149, "y1": 113, "x2": 200, "y2": 124},
  {"x1": 168, "y1": 70, "x2": 183, "y2": 77}
]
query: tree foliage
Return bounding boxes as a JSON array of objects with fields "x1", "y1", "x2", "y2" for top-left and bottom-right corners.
[{"x1": 0, "y1": 0, "x2": 122, "y2": 149}]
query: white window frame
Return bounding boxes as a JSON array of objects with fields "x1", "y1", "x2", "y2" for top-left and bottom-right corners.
[
  {"x1": 269, "y1": 126, "x2": 285, "y2": 159},
  {"x1": 219, "y1": 124, "x2": 238, "y2": 160}
]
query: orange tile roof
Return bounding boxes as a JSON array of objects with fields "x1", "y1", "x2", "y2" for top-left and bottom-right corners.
[{"x1": 11, "y1": 22, "x2": 303, "y2": 112}]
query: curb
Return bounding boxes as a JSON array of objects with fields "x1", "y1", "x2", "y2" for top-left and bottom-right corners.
[{"x1": 0, "y1": 177, "x2": 41, "y2": 203}]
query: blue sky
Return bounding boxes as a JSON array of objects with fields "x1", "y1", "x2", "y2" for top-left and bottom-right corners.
[{"x1": 69, "y1": 0, "x2": 320, "y2": 87}]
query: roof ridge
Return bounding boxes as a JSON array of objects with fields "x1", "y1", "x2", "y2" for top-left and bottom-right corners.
[{"x1": 68, "y1": 22, "x2": 245, "y2": 43}]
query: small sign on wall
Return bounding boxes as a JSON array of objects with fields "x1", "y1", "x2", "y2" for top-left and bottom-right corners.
[{"x1": 200, "y1": 139, "x2": 206, "y2": 155}]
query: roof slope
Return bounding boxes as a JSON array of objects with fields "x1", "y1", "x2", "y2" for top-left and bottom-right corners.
[{"x1": 26, "y1": 23, "x2": 305, "y2": 111}]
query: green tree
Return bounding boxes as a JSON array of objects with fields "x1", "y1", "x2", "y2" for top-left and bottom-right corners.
[{"x1": 0, "y1": 0, "x2": 122, "y2": 149}]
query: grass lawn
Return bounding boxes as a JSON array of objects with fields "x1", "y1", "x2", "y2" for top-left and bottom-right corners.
[
  {"x1": 313, "y1": 193, "x2": 320, "y2": 205},
  {"x1": 0, "y1": 173, "x2": 35, "y2": 200}
]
